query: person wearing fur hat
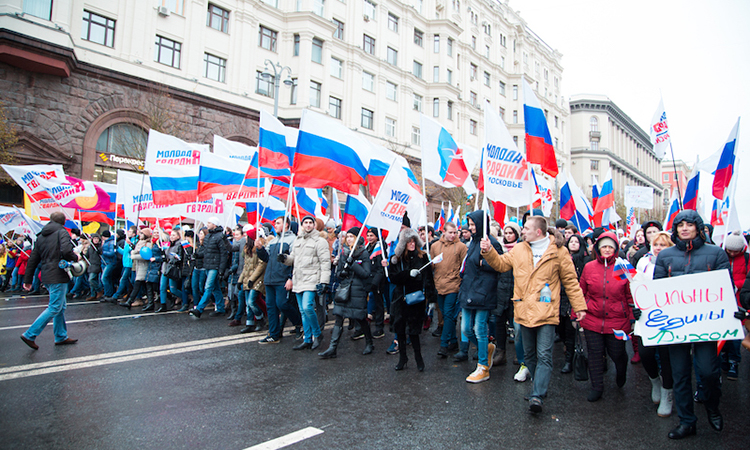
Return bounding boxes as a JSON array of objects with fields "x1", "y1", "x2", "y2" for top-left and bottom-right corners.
[
  {"x1": 319, "y1": 227, "x2": 373, "y2": 358},
  {"x1": 576, "y1": 232, "x2": 635, "y2": 402},
  {"x1": 720, "y1": 230, "x2": 748, "y2": 380},
  {"x1": 281, "y1": 216, "x2": 331, "y2": 350}
]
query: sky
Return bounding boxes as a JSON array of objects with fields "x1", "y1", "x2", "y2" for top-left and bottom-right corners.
[{"x1": 514, "y1": 0, "x2": 750, "y2": 229}]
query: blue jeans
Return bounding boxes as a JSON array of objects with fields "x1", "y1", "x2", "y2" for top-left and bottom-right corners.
[
  {"x1": 11, "y1": 266, "x2": 21, "y2": 290},
  {"x1": 23, "y1": 283, "x2": 69, "y2": 342},
  {"x1": 160, "y1": 274, "x2": 186, "y2": 305},
  {"x1": 669, "y1": 341, "x2": 721, "y2": 427},
  {"x1": 101, "y1": 263, "x2": 117, "y2": 297},
  {"x1": 296, "y1": 291, "x2": 321, "y2": 342},
  {"x1": 32, "y1": 266, "x2": 41, "y2": 292},
  {"x1": 88, "y1": 271, "x2": 102, "y2": 295},
  {"x1": 196, "y1": 269, "x2": 224, "y2": 313},
  {"x1": 244, "y1": 289, "x2": 264, "y2": 324},
  {"x1": 113, "y1": 267, "x2": 133, "y2": 299},
  {"x1": 438, "y1": 293, "x2": 459, "y2": 348},
  {"x1": 513, "y1": 320, "x2": 525, "y2": 364},
  {"x1": 461, "y1": 308, "x2": 490, "y2": 366},
  {"x1": 70, "y1": 274, "x2": 89, "y2": 296},
  {"x1": 520, "y1": 324, "x2": 556, "y2": 400},
  {"x1": 234, "y1": 287, "x2": 247, "y2": 321},
  {"x1": 266, "y1": 285, "x2": 301, "y2": 339},
  {"x1": 191, "y1": 268, "x2": 207, "y2": 306}
]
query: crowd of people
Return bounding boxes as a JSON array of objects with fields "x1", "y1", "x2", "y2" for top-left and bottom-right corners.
[{"x1": 7, "y1": 207, "x2": 750, "y2": 440}]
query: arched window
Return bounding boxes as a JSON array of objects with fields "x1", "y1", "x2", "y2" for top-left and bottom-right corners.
[
  {"x1": 590, "y1": 116, "x2": 599, "y2": 132},
  {"x1": 96, "y1": 123, "x2": 148, "y2": 159}
]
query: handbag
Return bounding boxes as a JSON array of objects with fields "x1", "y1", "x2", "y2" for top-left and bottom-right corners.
[
  {"x1": 165, "y1": 261, "x2": 182, "y2": 281},
  {"x1": 334, "y1": 278, "x2": 351, "y2": 303},
  {"x1": 573, "y1": 328, "x2": 589, "y2": 381},
  {"x1": 405, "y1": 290, "x2": 425, "y2": 305}
]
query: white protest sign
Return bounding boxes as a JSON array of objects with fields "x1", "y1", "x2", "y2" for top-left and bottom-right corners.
[
  {"x1": 624, "y1": 186, "x2": 654, "y2": 209},
  {"x1": 631, "y1": 270, "x2": 743, "y2": 346}
]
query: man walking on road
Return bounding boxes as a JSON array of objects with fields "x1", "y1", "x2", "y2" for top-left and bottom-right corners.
[
  {"x1": 189, "y1": 217, "x2": 229, "y2": 318},
  {"x1": 431, "y1": 222, "x2": 467, "y2": 358},
  {"x1": 20, "y1": 211, "x2": 80, "y2": 349}
]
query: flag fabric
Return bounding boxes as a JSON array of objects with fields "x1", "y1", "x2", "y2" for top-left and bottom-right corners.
[
  {"x1": 294, "y1": 187, "x2": 327, "y2": 220},
  {"x1": 420, "y1": 114, "x2": 477, "y2": 194},
  {"x1": 369, "y1": 242, "x2": 383, "y2": 260},
  {"x1": 246, "y1": 196, "x2": 286, "y2": 225},
  {"x1": 522, "y1": 79, "x2": 558, "y2": 177},
  {"x1": 2, "y1": 164, "x2": 68, "y2": 218},
  {"x1": 531, "y1": 170, "x2": 555, "y2": 217},
  {"x1": 590, "y1": 175, "x2": 603, "y2": 227},
  {"x1": 294, "y1": 109, "x2": 371, "y2": 195},
  {"x1": 492, "y1": 200, "x2": 508, "y2": 226},
  {"x1": 613, "y1": 330, "x2": 631, "y2": 341},
  {"x1": 342, "y1": 191, "x2": 371, "y2": 230},
  {"x1": 212, "y1": 135, "x2": 256, "y2": 162},
  {"x1": 144, "y1": 130, "x2": 207, "y2": 205},
  {"x1": 431, "y1": 253, "x2": 444, "y2": 264},
  {"x1": 453, "y1": 205, "x2": 461, "y2": 227},
  {"x1": 447, "y1": 202, "x2": 454, "y2": 225},
  {"x1": 594, "y1": 168, "x2": 614, "y2": 214},
  {"x1": 710, "y1": 199, "x2": 721, "y2": 227},
  {"x1": 197, "y1": 150, "x2": 258, "y2": 202},
  {"x1": 558, "y1": 172, "x2": 593, "y2": 234},
  {"x1": 663, "y1": 189, "x2": 680, "y2": 230},
  {"x1": 479, "y1": 100, "x2": 534, "y2": 206},
  {"x1": 258, "y1": 110, "x2": 297, "y2": 183},
  {"x1": 625, "y1": 207, "x2": 638, "y2": 239},
  {"x1": 712, "y1": 119, "x2": 740, "y2": 200},
  {"x1": 613, "y1": 257, "x2": 637, "y2": 281},
  {"x1": 649, "y1": 97, "x2": 671, "y2": 160},
  {"x1": 437, "y1": 202, "x2": 446, "y2": 231},
  {"x1": 366, "y1": 165, "x2": 425, "y2": 243},
  {"x1": 330, "y1": 188, "x2": 342, "y2": 226},
  {"x1": 682, "y1": 170, "x2": 700, "y2": 211},
  {"x1": 367, "y1": 157, "x2": 391, "y2": 199}
]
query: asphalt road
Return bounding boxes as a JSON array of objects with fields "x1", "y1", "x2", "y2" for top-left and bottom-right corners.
[{"x1": 1, "y1": 291, "x2": 748, "y2": 450}]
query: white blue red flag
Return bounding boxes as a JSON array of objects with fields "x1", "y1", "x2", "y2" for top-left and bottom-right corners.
[
  {"x1": 522, "y1": 79, "x2": 558, "y2": 178},
  {"x1": 613, "y1": 330, "x2": 631, "y2": 341},
  {"x1": 369, "y1": 242, "x2": 383, "y2": 260},
  {"x1": 420, "y1": 114, "x2": 477, "y2": 194},
  {"x1": 144, "y1": 130, "x2": 207, "y2": 205},
  {"x1": 682, "y1": 169, "x2": 700, "y2": 211},
  {"x1": 258, "y1": 110, "x2": 296, "y2": 183},
  {"x1": 613, "y1": 257, "x2": 636, "y2": 281},
  {"x1": 663, "y1": 189, "x2": 680, "y2": 230},
  {"x1": 246, "y1": 196, "x2": 286, "y2": 225},
  {"x1": 437, "y1": 202, "x2": 446, "y2": 231},
  {"x1": 366, "y1": 165, "x2": 425, "y2": 243},
  {"x1": 342, "y1": 191, "x2": 371, "y2": 230},
  {"x1": 293, "y1": 187, "x2": 327, "y2": 220},
  {"x1": 712, "y1": 118, "x2": 740, "y2": 200},
  {"x1": 558, "y1": 172, "x2": 593, "y2": 233},
  {"x1": 594, "y1": 168, "x2": 614, "y2": 214}
]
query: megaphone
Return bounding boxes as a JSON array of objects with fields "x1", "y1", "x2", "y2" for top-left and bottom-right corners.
[{"x1": 59, "y1": 259, "x2": 88, "y2": 278}]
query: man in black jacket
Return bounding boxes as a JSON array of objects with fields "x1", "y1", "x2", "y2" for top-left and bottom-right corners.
[
  {"x1": 21, "y1": 212, "x2": 79, "y2": 349},
  {"x1": 189, "y1": 217, "x2": 229, "y2": 318}
]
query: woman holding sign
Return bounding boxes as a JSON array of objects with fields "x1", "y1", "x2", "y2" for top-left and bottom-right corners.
[{"x1": 575, "y1": 231, "x2": 634, "y2": 403}]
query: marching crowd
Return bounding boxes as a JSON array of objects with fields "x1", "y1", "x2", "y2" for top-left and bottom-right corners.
[{"x1": 7, "y1": 208, "x2": 750, "y2": 440}]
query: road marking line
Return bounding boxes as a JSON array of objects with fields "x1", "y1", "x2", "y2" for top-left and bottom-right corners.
[
  {"x1": 0, "y1": 310, "x2": 183, "y2": 331},
  {"x1": 0, "y1": 302, "x2": 96, "y2": 310},
  {"x1": 244, "y1": 427, "x2": 324, "y2": 450},
  {"x1": 0, "y1": 334, "x2": 267, "y2": 381}
]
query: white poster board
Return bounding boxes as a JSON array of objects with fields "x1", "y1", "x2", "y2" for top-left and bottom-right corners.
[
  {"x1": 631, "y1": 270, "x2": 743, "y2": 346},
  {"x1": 624, "y1": 186, "x2": 654, "y2": 209}
]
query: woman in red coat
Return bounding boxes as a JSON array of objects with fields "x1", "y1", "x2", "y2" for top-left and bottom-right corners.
[{"x1": 577, "y1": 231, "x2": 634, "y2": 402}]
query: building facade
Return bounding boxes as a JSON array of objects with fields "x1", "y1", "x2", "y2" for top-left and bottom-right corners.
[
  {"x1": 569, "y1": 94, "x2": 662, "y2": 217},
  {"x1": 660, "y1": 159, "x2": 689, "y2": 203},
  {"x1": 1, "y1": 0, "x2": 568, "y2": 217}
]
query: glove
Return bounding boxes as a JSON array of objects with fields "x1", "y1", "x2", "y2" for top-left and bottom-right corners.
[
  {"x1": 410, "y1": 269, "x2": 420, "y2": 278},
  {"x1": 316, "y1": 283, "x2": 329, "y2": 295},
  {"x1": 632, "y1": 308, "x2": 642, "y2": 320},
  {"x1": 734, "y1": 307, "x2": 747, "y2": 320},
  {"x1": 339, "y1": 269, "x2": 350, "y2": 279},
  {"x1": 277, "y1": 253, "x2": 288, "y2": 263}
]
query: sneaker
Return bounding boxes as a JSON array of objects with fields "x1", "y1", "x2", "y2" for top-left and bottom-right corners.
[
  {"x1": 386, "y1": 340, "x2": 399, "y2": 355},
  {"x1": 189, "y1": 308, "x2": 202, "y2": 319},
  {"x1": 529, "y1": 397, "x2": 543, "y2": 413},
  {"x1": 487, "y1": 342, "x2": 496, "y2": 370},
  {"x1": 258, "y1": 336, "x2": 281, "y2": 344},
  {"x1": 372, "y1": 330, "x2": 385, "y2": 339},
  {"x1": 466, "y1": 364, "x2": 490, "y2": 383},
  {"x1": 514, "y1": 364, "x2": 531, "y2": 382},
  {"x1": 727, "y1": 361, "x2": 738, "y2": 381},
  {"x1": 350, "y1": 331, "x2": 365, "y2": 341}
]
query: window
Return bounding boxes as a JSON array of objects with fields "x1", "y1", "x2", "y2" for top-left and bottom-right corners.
[
  {"x1": 385, "y1": 118, "x2": 396, "y2": 137},
  {"x1": 663, "y1": 173, "x2": 669, "y2": 182},
  {"x1": 261, "y1": 0, "x2": 278, "y2": 6},
  {"x1": 446, "y1": 69, "x2": 452, "y2": 85},
  {"x1": 361, "y1": 108, "x2": 374, "y2": 129},
  {"x1": 259, "y1": 26, "x2": 277, "y2": 52},
  {"x1": 313, "y1": 0, "x2": 325, "y2": 16},
  {"x1": 363, "y1": 34, "x2": 375, "y2": 55},
  {"x1": 433, "y1": 66, "x2": 439, "y2": 82},
  {"x1": 485, "y1": 45, "x2": 490, "y2": 59},
  {"x1": 484, "y1": 23, "x2": 491, "y2": 36},
  {"x1": 434, "y1": 35, "x2": 440, "y2": 53},
  {"x1": 470, "y1": 91, "x2": 477, "y2": 107},
  {"x1": 96, "y1": 123, "x2": 147, "y2": 158},
  {"x1": 512, "y1": 84, "x2": 518, "y2": 100},
  {"x1": 413, "y1": 94, "x2": 423, "y2": 112},
  {"x1": 293, "y1": 34, "x2": 300, "y2": 56},
  {"x1": 500, "y1": 55, "x2": 505, "y2": 69},
  {"x1": 290, "y1": 78, "x2": 298, "y2": 104},
  {"x1": 447, "y1": 38, "x2": 453, "y2": 56},
  {"x1": 590, "y1": 116, "x2": 599, "y2": 132},
  {"x1": 554, "y1": 138, "x2": 559, "y2": 149},
  {"x1": 412, "y1": 126, "x2": 421, "y2": 145},
  {"x1": 310, "y1": 81, "x2": 322, "y2": 108},
  {"x1": 470, "y1": 119, "x2": 477, "y2": 135},
  {"x1": 554, "y1": 76, "x2": 559, "y2": 88},
  {"x1": 81, "y1": 10, "x2": 116, "y2": 48},
  {"x1": 312, "y1": 38, "x2": 323, "y2": 63},
  {"x1": 387, "y1": 47, "x2": 398, "y2": 65},
  {"x1": 544, "y1": 68, "x2": 549, "y2": 81},
  {"x1": 388, "y1": 13, "x2": 399, "y2": 32},
  {"x1": 413, "y1": 61, "x2": 422, "y2": 79},
  {"x1": 484, "y1": 71, "x2": 490, "y2": 86},
  {"x1": 207, "y1": 4, "x2": 230, "y2": 33},
  {"x1": 512, "y1": 110, "x2": 518, "y2": 124},
  {"x1": 333, "y1": 19, "x2": 344, "y2": 40},
  {"x1": 554, "y1": 116, "x2": 559, "y2": 128},
  {"x1": 591, "y1": 141, "x2": 599, "y2": 151},
  {"x1": 154, "y1": 36, "x2": 181, "y2": 68},
  {"x1": 433, "y1": 98, "x2": 439, "y2": 117},
  {"x1": 203, "y1": 53, "x2": 226, "y2": 82},
  {"x1": 162, "y1": 0, "x2": 185, "y2": 15},
  {"x1": 513, "y1": 136, "x2": 518, "y2": 146},
  {"x1": 470, "y1": 63, "x2": 477, "y2": 80},
  {"x1": 329, "y1": 96, "x2": 342, "y2": 119},
  {"x1": 386, "y1": 81, "x2": 397, "y2": 101},
  {"x1": 363, "y1": 0, "x2": 376, "y2": 18},
  {"x1": 471, "y1": 35, "x2": 476, "y2": 50},
  {"x1": 414, "y1": 29, "x2": 423, "y2": 46},
  {"x1": 23, "y1": 0, "x2": 53, "y2": 20},
  {"x1": 330, "y1": 57, "x2": 343, "y2": 78},
  {"x1": 256, "y1": 71, "x2": 274, "y2": 98},
  {"x1": 362, "y1": 71, "x2": 375, "y2": 91},
  {"x1": 499, "y1": 81, "x2": 506, "y2": 96},
  {"x1": 447, "y1": 101, "x2": 453, "y2": 120},
  {"x1": 590, "y1": 159, "x2": 599, "y2": 170},
  {"x1": 498, "y1": 106, "x2": 505, "y2": 119}
]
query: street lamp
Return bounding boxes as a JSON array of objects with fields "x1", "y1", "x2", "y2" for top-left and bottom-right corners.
[{"x1": 261, "y1": 59, "x2": 293, "y2": 118}]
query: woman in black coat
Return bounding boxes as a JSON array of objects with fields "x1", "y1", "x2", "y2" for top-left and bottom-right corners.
[
  {"x1": 558, "y1": 234, "x2": 590, "y2": 373},
  {"x1": 319, "y1": 227, "x2": 373, "y2": 359},
  {"x1": 389, "y1": 227, "x2": 432, "y2": 372}
]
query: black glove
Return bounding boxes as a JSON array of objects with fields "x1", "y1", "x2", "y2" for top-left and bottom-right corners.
[
  {"x1": 734, "y1": 307, "x2": 747, "y2": 320},
  {"x1": 632, "y1": 308, "x2": 642, "y2": 320},
  {"x1": 316, "y1": 283, "x2": 329, "y2": 295},
  {"x1": 277, "y1": 253, "x2": 288, "y2": 263},
  {"x1": 339, "y1": 269, "x2": 350, "y2": 279}
]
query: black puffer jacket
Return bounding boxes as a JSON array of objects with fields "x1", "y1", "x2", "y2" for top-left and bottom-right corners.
[
  {"x1": 494, "y1": 245, "x2": 514, "y2": 316},
  {"x1": 332, "y1": 244, "x2": 371, "y2": 320},
  {"x1": 459, "y1": 210, "x2": 502, "y2": 310},
  {"x1": 200, "y1": 226, "x2": 229, "y2": 272},
  {"x1": 24, "y1": 221, "x2": 78, "y2": 285},
  {"x1": 85, "y1": 235, "x2": 103, "y2": 274},
  {"x1": 366, "y1": 241, "x2": 386, "y2": 293},
  {"x1": 654, "y1": 210, "x2": 730, "y2": 280}
]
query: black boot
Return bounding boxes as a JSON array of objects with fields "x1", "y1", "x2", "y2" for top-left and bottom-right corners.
[
  {"x1": 561, "y1": 351, "x2": 573, "y2": 374},
  {"x1": 143, "y1": 284, "x2": 155, "y2": 312},
  {"x1": 395, "y1": 334, "x2": 408, "y2": 370},
  {"x1": 411, "y1": 334, "x2": 424, "y2": 371},
  {"x1": 119, "y1": 298, "x2": 133, "y2": 310},
  {"x1": 362, "y1": 321, "x2": 374, "y2": 355},
  {"x1": 227, "y1": 297, "x2": 238, "y2": 320},
  {"x1": 155, "y1": 302, "x2": 168, "y2": 313},
  {"x1": 319, "y1": 325, "x2": 342, "y2": 359}
]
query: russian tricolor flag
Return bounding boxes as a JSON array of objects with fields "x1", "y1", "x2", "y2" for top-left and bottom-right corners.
[
  {"x1": 710, "y1": 199, "x2": 721, "y2": 226},
  {"x1": 367, "y1": 157, "x2": 390, "y2": 198},
  {"x1": 369, "y1": 242, "x2": 383, "y2": 260},
  {"x1": 145, "y1": 130, "x2": 207, "y2": 206},
  {"x1": 558, "y1": 172, "x2": 593, "y2": 234},
  {"x1": 197, "y1": 151, "x2": 255, "y2": 201},
  {"x1": 259, "y1": 110, "x2": 297, "y2": 183},
  {"x1": 559, "y1": 180, "x2": 576, "y2": 222},
  {"x1": 682, "y1": 170, "x2": 700, "y2": 211},
  {"x1": 294, "y1": 109, "x2": 371, "y2": 195},
  {"x1": 613, "y1": 330, "x2": 631, "y2": 341},
  {"x1": 712, "y1": 119, "x2": 740, "y2": 200},
  {"x1": 613, "y1": 257, "x2": 637, "y2": 281},
  {"x1": 437, "y1": 202, "x2": 446, "y2": 231},
  {"x1": 594, "y1": 168, "x2": 614, "y2": 214},
  {"x1": 246, "y1": 196, "x2": 286, "y2": 225},
  {"x1": 342, "y1": 191, "x2": 371, "y2": 230},
  {"x1": 664, "y1": 189, "x2": 680, "y2": 230},
  {"x1": 522, "y1": 79, "x2": 558, "y2": 178},
  {"x1": 294, "y1": 187, "x2": 327, "y2": 219}
]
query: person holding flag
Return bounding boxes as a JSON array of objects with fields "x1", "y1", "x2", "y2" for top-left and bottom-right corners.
[
  {"x1": 365, "y1": 228, "x2": 387, "y2": 339},
  {"x1": 431, "y1": 221, "x2": 468, "y2": 359}
]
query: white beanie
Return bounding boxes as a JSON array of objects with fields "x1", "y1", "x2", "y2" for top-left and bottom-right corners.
[
  {"x1": 597, "y1": 237, "x2": 617, "y2": 250},
  {"x1": 207, "y1": 217, "x2": 221, "y2": 226},
  {"x1": 724, "y1": 230, "x2": 746, "y2": 252}
]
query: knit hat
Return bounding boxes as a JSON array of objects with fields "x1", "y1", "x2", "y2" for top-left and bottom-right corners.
[
  {"x1": 101, "y1": 230, "x2": 111, "y2": 238},
  {"x1": 242, "y1": 224, "x2": 253, "y2": 233},
  {"x1": 347, "y1": 226, "x2": 361, "y2": 237},
  {"x1": 301, "y1": 215, "x2": 315, "y2": 225},
  {"x1": 504, "y1": 222, "x2": 522, "y2": 240},
  {"x1": 724, "y1": 230, "x2": 746, "y2": 252},
  {"x1": 555, "y1": 219, "x2": 568, "y2": 229},
  {"x1": 325, "y1": 219, "x2": 336, "y2": 229},
  {"x1": 597, "y1": 237, "x2": 617, "y2": 250},
  {"x1": 207, "y1": 217, "x2": 221, "y2": 226},
  {"x1": 116, "y1": 229, "x2": 125, "y2": 239},
  {"x1": 246, "y1": 228, "x2": 257, "y2": 241}
]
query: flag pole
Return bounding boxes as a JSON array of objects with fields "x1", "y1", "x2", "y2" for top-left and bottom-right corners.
[
  {"x1": 280, "y1": 174, "x2": 295, "y2": 255},
  {"x1": 421, "y1": 168, "x2": 430, "y2": 258},
  {"x1": 668, "y1": 142, "x2": 684, "y2": 211},
  {"x1": 378, "y1": 230, "x2": 389, "y2": 278}
]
